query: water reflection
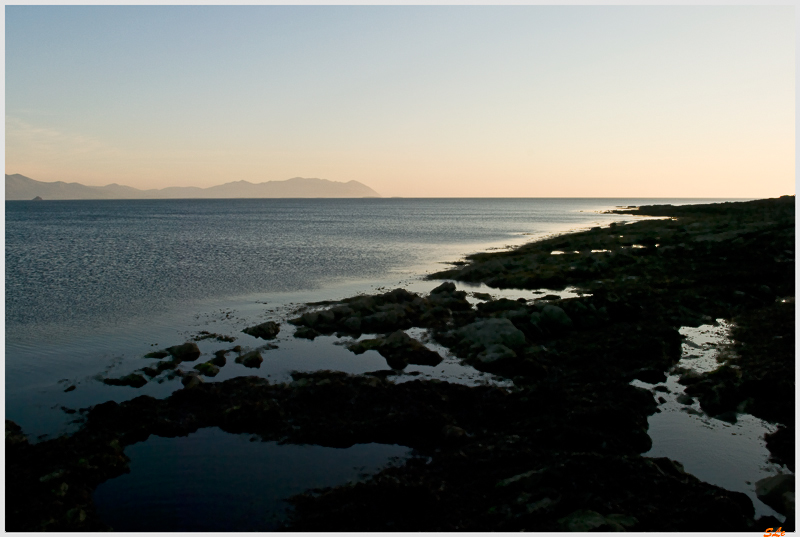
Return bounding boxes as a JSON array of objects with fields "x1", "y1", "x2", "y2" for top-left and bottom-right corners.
[{"x1": 93, "y1": 427, "x2": 411, "y2": 531}]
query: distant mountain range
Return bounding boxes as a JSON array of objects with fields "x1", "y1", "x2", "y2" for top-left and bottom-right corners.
[{"x1": 5, "y1": 174, "x2": 381, "y2": 200}]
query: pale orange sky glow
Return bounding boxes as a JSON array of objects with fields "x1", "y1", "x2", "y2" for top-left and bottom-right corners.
[{"x1": 6, "y1": 5, "x2": 795, "y2": 198}]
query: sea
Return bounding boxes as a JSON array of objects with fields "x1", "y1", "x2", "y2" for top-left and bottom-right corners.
[{"x1": 6, "y1": 197, "x2": 786, "y2": 529}]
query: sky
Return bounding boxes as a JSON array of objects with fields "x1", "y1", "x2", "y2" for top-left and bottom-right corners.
[{"x1": 5, "y1": 5, "x2": 796, "y2": 198}]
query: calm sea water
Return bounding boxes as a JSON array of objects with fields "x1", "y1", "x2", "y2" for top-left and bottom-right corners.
[
  {"x1": 11, "y1": 197, "x2": 785, "y2": 530},
  {"x1": 6, "y1": 198, "x2": 735, "y2": 341}
]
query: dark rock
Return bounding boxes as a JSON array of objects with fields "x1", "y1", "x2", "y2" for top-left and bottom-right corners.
[
  {"x1": 209, "y1": 352, "x2": 228, "y2": 367},
  {"x1": 6, "y1": 420, "x2": 28, "y2": 447},
  {"x1": 342, "y1": 317, "x2": 362, "y2": 333},
  {"x1": 430, "y1": 282, "x2": 456, "y2": 295},
  {"x1": 294, "y1": 326, "x2": 321, "y2": 339},
  {"x1": 141, "y1": 359, "x2": 179, "y2": 378},
  {"x1": 166, "y1": 342, "x2": 201, "y2": 362},
  {"x1": 180, "y1": 372, "x2": 204, "y2": 388},
  {"x1": 631, "y1": 368, "x2": 667, "y2": 384},
  {"x1": 194, "y1": 362, "x2": 220, "y2": 377},
  {"x1": 349, "y1": 330, "x2": 442, "y2": 369},
  {"x1": 144, "y1": 351, "x2": 169, "y2": 359},
  {"x1": 713, "y1": 411, "x2": 737, "y2": 424},
  {"x1": 538, "y1": 304, "x2": 573, "y2": 333},
  {"x1": 243, "y1": 321, "x2": 281, "y2": 340},
  {"x1": 64, "y1": 385, "x2": 76, "y2": 393},
  {"x1": 755, "y1": 474, "x2": 794, "y2": 517},
  {"x1": 103, "y1": 373, "x2": 147, "y2": 388},
  {"x1": 235, "y1": 350, "x2": 263, "y2": 368},
  {"x1": 456, "y1": 318, "x2": 526, "y2": 353},
  {"x1": 477, "y1": 344, "x2": 517, "y2": 364},
  {"x1": 676, "y1": 394, "x2": 694, "y2": 405},
  {"x1": 193, "y1": 331, "x2": 236, "y2": 343}
]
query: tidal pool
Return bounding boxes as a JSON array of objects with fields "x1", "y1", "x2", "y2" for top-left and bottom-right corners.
[
  {"x1": 93, "y1": 427, "x2": 411, "y2": 531},
  {"x1": 632, "y1": 321, "x2": 792, "y2": 521}
]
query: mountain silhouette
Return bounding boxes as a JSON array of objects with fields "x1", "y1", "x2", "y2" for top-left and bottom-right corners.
[{"x1": 5, "y1": 174, "x2": 381, "y2": 200}]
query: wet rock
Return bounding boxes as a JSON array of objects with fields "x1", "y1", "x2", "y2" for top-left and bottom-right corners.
[
  {"x1": 180, "y1": 371, "x2": 204, "y2": 389},
  {"x1": 361, "y1": 310, "x2": 401, "y2": 331},
  {"x1": 713, "y1": 411, "x2": 737, "y2": 424},
  {"x1": 539, "y1": 305, "x2": 573, "y2": 331},
  {"x1": 141, "y1": 359, "x2": 179, "y2": 378},
  {"x1": 235, "y1": 350, "x2": 263, "y2": 369},
  {"x1": 294, "y1": 326, "x2": 321, "y2": 339},
  {"x1": 193, "y1": 331, "x2": 236, "y2": 343},
  {"x1": 677, "y1": 369, "x2": 703, "y2": 385},
  {"x1": 676, "y1": 394, "x2": 694, "y2": 405},
  {"x1": 476, "y1": 298, "x2": 523, "y2": 315},
  {"x1": 631, "y1": 368, "x2": 667, "y2": 384},
  {"x1": 456, "y1": 318, "x2": 526, "y2": 354},
  {"x1": 194, "y1": 362, "x2": 220, "y2": 377},
  {"x1": 144, "y1": 351, "x2": 169, "y2": 359},
  {"x1": 209, "y1": 352, "x2": 228, "y2": 367},
  {"x1": 430, "y1": 282, "x2": 457, "y2": 295},
  {"x1": 756, "y1": 474, "x2": 795, "y2": 517},
  {"x1": 64, "y1": 385, "x2": 76, "y2": 393},
  {"x1": 342, "y1": 317, "x2": 362, "y2": 333},
  {"x1": 103, "y1": 373, "x2": 147, "y2": 388},
  {"x1": 349, "y1": 330, "x2": 442, "y2": 369},
  {"x1": 166, "y1": 342, "x2": 201, "y2": 362},
  {"x1": 242, "y1": 321, "x2": 281, "y2": 340},
  {"x1": 6, "y1": 420, "x2": 28, "y2": 447},
  {"x1": 477, "y1": 344, "x2": 517, "y2": 364}
]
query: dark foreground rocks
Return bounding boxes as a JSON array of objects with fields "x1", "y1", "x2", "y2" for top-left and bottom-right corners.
[
  {"x1": 4, "y1": 371, "x2": 758, "y2": 532},
  {"x1": 242, "y1": 321, "x2": 281, "y2": 340},
  {"x1": 5, "y1": 196, "x2": 794, "y2": 531}
]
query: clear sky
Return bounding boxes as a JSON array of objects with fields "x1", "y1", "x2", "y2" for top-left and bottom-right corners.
[{"x1": 5, "y1": 5, "x2": 795, "y2": 197}]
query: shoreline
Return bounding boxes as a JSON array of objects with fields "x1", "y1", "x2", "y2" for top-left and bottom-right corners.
[{"x1": 6, "y1": 196, "x2": 795, "y2": 531}]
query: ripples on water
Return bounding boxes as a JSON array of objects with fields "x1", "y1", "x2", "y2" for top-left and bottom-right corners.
[{"x1": 6, "y1": 197, "x2": 727, "y2": 338}]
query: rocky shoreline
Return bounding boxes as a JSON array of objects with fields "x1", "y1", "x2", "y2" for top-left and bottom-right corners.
[{"x1": 6, "y1": 196, "x2": 795, "y2": 531}]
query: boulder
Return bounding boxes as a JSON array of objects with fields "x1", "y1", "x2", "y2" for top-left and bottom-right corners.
[
  {"x1": 756, "y1": 474, "x2": 795, "y2": 517},
  {"x1": 456, "y1": 318, "x2": 526, "y2": 352},
  {"x1": 235, "y1": 350, "x2": 263, "y2": 369},
  {"x1": 631, "y1": 368, "x2": 667, "y2": 384},
  {"x1": 166, "y1": 342, "x2": 201, "y2": 362},
  {"x1": 349, "y1": 330, "x2": 442, "y2": 369},
  {"x1": 294, "y1": 326, "x2": 321, "y2": 339},
  {"x1": 361, "y1": 310, "x2": 402, "y2": 332},
  {"x1": 342, "y1": 317, "x2": 362, "y2": 333},
  {"x1": 194, "y1": 362, "x2": 220, "y2": 377},
  {"x1": 6, "y1": 420, "x2": 29, "y2": 447},
  {"x1": 430, "y1": 281, "x2": 456, "y2": 295},
  {"x1": 141, "y1": 359, "x2": 179, "y2": 377},
  {"x1": 103, "y1": 373, "x2": 147, "y2": 388},
  {"x1": 243, "y1": 321, "x2": 281, "y2": 340},
  {"x1": 180, "y1": 371, "x2": 204, "y2": 389},
  {"x1": 477, "y1": 344, "x2": 517, "y2": 364},
  {"x1": 540, "y1": 304, "x2": 573, "y2": 330},
  {"x1": 209, "y1": 352, "x2": 228, "y2": 367}
]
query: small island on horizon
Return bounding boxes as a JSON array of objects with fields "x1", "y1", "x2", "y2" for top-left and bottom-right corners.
[{"x1": 4, "y1": 174, "x2": 381, "y2": 200}]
